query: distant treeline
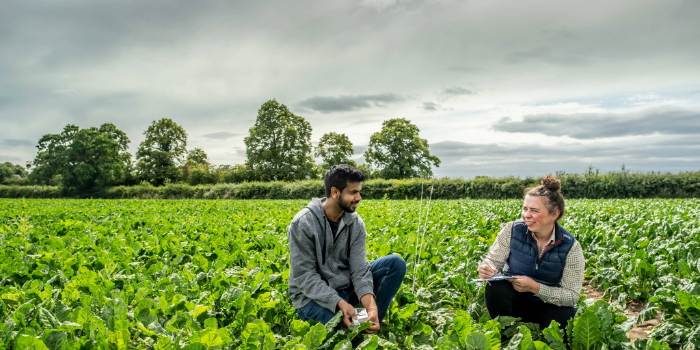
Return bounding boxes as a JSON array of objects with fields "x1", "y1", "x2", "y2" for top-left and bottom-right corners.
[{"x1": 2, "y1": 171, "x2": 699, "y2": 199}]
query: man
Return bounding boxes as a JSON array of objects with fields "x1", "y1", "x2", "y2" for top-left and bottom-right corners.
[{"x1": 288, "y1": 164, "x2": 406, "y2": 333}]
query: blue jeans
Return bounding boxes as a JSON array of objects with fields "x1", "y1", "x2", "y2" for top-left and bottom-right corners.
[{"x1": 296, "y1": 254, "x2": 407, "y2": 325}]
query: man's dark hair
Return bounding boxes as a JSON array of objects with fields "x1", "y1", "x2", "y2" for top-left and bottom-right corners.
[{"x1": 324, "y1": 164, "x2": 368, "y2": 197}]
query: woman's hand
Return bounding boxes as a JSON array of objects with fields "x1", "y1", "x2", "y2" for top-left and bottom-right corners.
[
  {"x1": 509, "y1": 276, "x2": 540, "y2": 294},
  {"x1": 478, "y1": 264, "x2": 497, "y2": 279}
]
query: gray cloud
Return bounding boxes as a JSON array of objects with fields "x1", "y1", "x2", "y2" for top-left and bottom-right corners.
[
  {"x1": 422, "y1": 102, "x2": 439, "y2": 111},
  {"x1": 298, "y1": 94, "x2": 404, "y2": 113},
  {"x1": 505, "y1": 46, "x2": 591, "y2": 66},
  {"x1": 443, "y1": 87, "x2": 475, "y2": 96},
  {"x1": 492, "y1": 106, "x2": 700, "y2": 139},
  {"x1": 202, "y1": 132, "x2": 239, "y2": 140},
  {"x1": 1, "y1": 0, "x2": 699, "y2": 174},
  {"x1": 0, "y1": 155, "x2": 22, "y2": 162},
  {"x1": 1, "y1": 139, "x2": 35, "y2": 147}
]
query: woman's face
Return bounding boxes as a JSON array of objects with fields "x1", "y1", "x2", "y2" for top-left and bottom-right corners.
[{"x1": 522, "y1": 195, "x2": 559, "y2": 234}]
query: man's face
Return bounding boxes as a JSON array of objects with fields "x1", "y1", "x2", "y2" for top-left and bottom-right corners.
[{"x1": 335, "y1": 181, "x2": 362, "y2": 213}]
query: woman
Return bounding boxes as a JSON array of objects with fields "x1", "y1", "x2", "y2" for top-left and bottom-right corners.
[{"x1": 478, "y1": 175, "x2": 584, "y2": 330}]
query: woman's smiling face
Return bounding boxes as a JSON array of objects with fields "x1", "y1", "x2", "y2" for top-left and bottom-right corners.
[{"x1": 522, "y1": 195, "x2": 559, "y2": 234}]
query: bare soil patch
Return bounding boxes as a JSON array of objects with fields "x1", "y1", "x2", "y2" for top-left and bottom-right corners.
[{"x1": 581, "y1": 279, "x2": 661, "y2": 343}]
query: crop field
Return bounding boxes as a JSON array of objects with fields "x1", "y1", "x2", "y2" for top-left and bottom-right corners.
[{"x1": 1, "y1": 198, "x2": 699, "y2": 350}]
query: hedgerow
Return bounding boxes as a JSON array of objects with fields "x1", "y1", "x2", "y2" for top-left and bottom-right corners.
[{"x1": 2, "y1": 171, "x2": 699, "y2": 199}]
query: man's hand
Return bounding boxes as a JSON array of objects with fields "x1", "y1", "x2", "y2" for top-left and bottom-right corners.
[
  {"x1": 478, "y1": 264, "x2": 497, "y2": 279},
  {"x1": 360, "y1": 294, "x2": 380, "y2": 334},
  {"x1": 337, "y1": 300, "x2": 357, "y2": 327},
  {"x1": 508, "y1": 275, "x2": 540, "y2": 294}
]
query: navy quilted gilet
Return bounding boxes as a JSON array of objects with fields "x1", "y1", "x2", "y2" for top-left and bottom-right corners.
[{"x1": 506, "y1": 219, "x2": 576, "y2": 287}]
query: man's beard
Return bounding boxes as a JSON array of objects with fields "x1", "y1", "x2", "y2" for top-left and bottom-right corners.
[{"x1": 338, "y1": 196, "x2": 359, "y2": 213}]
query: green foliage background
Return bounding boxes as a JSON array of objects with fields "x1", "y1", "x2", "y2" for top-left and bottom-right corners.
[{"x1": 3, "y1": 171, "x2": 700, "y2": 199}]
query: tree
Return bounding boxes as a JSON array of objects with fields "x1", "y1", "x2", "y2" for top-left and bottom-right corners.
[
  {"x1": 364, "y1": 118, "x2": 441, "y2": 179},
  {"x1": 136, "y1": 118, "x2": 188, "y2": 185},
  {"x1": 244, "y1": 99, "x2": 315, "y2": 181},
  {"x1": 0, "y1": 162, "x2": 28, "y2": 183},
  {"x1": 0, "y1": 164, "x2": 14, "y2": 183},
  {"x1": 315, "y1": 132, "x2": 356, "y2": 170},
  {"x1": 29, "y1": 123, "x2": 132, "y2": 191},
  {"x1": 186, "y1": 148, "x2": 210, "y2": 166}
]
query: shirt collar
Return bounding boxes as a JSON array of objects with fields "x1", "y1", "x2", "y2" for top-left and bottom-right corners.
[{"x1": 529, "y1": 225, "x2": 557, "y2": 244}]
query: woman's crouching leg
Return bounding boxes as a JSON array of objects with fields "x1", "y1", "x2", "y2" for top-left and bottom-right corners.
[{"x1": 484, "y1": 280, "x2": 520, "y2": 319}]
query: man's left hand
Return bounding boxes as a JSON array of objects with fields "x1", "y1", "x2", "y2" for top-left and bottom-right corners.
[
  {"x1": 360, "y1": 294, "x2": 380, "y2": 333},
  {"x1": 508, "y1": 276, "x2": 540, "y2": 294},
  {"x1": 364, "y1": 307, "x2": 380, "y2": 334}
]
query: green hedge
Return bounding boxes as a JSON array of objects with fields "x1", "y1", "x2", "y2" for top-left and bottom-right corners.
[
  {"x1": 3, "y1": 171, "x2": 700, "y2": 199},
  {"x1": 0, "y1": 185, "x2": 61, "y2": 198}
]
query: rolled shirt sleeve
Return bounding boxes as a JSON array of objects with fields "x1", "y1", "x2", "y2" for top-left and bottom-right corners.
[{"x1": 482, "y1": 222, "x2": 513, "y2": 272}]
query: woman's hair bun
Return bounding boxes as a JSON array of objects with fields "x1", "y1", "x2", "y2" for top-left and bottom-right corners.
[{"x1": 541, "y1": 174, "x2": 561, "y2": 192}]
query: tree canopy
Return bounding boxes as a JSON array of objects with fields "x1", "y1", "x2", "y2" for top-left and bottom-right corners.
[
  {"x1": 0, "y1": 162, "x2": 27, "y2": 183},
  {"x1": 315, "y1": 132, "x2": 356, "y2": 170},
  {"x1": 364, "y1": 118, "x2": 441, "y2": 179},
  {"x1": 244, "y1": 99, "x2": 315, "y2": 181},
  {"x1": 186, "y1": 148, "x2": 210, "y2": 167},
  {"x1": 29, "y1": 123, "x2": 132, "y2": 191},
  {"x1": 136, "y1": 118, "x2": 188, "y2": 185}
]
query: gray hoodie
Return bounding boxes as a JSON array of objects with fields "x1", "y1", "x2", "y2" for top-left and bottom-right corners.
[{"x1": 287, "y1": 198, "x2": 374, "y2": 312}]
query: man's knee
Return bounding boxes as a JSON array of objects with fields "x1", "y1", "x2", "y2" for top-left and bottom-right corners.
[{"x1": 387, "y1": 254, "x2": 407, "y2": 277}]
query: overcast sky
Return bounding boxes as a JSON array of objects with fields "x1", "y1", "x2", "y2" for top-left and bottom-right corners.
[{"x1": 2, "y1": 0, "x2": 699, "y2": 178}]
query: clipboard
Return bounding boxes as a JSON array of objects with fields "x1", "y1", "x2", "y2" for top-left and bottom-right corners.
[{"x1": 468, "y1": 272, "x2": 518, "y2": 284}]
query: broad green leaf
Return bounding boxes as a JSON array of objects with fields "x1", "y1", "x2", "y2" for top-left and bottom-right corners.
[
  {"x1": 452, "y1": 316, "x2": 475, "y2": 340},
  {"x1": 333, "y1": 340, "x2": 352, "y2": 350},
  {"x1": 464, "y1": 332, "x2": 489, "y2": 350},
  {"x1": 108, "y1": 329, "x2": 130, "y2": 350},
  {"x1": 181, "y1": 344, "x2": 206, "y2": 350},
  {"x1": 16, "y1": 335, "x2": 49, "y2": 350},
  {"x1": 52, "y1": 302, "x2": 72, "y2": 323},
  {"x1": 191, "y1": 305, "x2": 208, "y2": 319},
  {"x1": 595, "y1": 305, "x2": 613, "y2": 333},
  {"x1": 290, "y1": 320, "x2": 310, "y2": 337},
  {"x1": 677, "y1": 291, "x2": 700, "y2": 311},
  {"x1": 204, "y1": 318, "x2": 218, "y2": 331},
  {"x1": 573, "y1": 309, "x2": 602, "y2": 350},
  {"x1": 484, "y1": 330, "x2": 501, "y2": 350},
  {"x1": 504, "y1": 334, "x2": 523, "y2": 350},
  {"x1": 303, "y1": 323, "x2": 327, "y2": 349},
  {"x1": 494, "y1": 316, "x2": 520, "y2": 330},
  {"x1": 358, "y1": 335, "x2": 379, "y2": 350},
  {"x1": 37, "y1": 308, "x2": 60, "y2": 330},
  {"x1": 397, "y1": 304, "x2": 419, "y2": 320},
  {"x1": 543, "y1": 321, "x2": 563, "y2": 343},
  {"x1": 533, "y1": 341, "x2": 552, "y2": 350},
  {"x1": 71, "y1": 308, "x2": 87, "y2": 326},
  {"x1": 517, "y1": 326, "x2": 534, "y2": 350},
  {"x1": 198, "y1": 330, "x2": 224, "y2": 348},
  {"x1": 154, "y1": 337, "x2": 172, "y2": 350},
  {"x1": 44, "y1": 331, "x2": 67, "y2": 350},
  {"x1": 325, "y1": 311, "x2": 343, "y2": 335},
  {"x1": 347, "y1": 322, "x2": 372, "y2": 340}
]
